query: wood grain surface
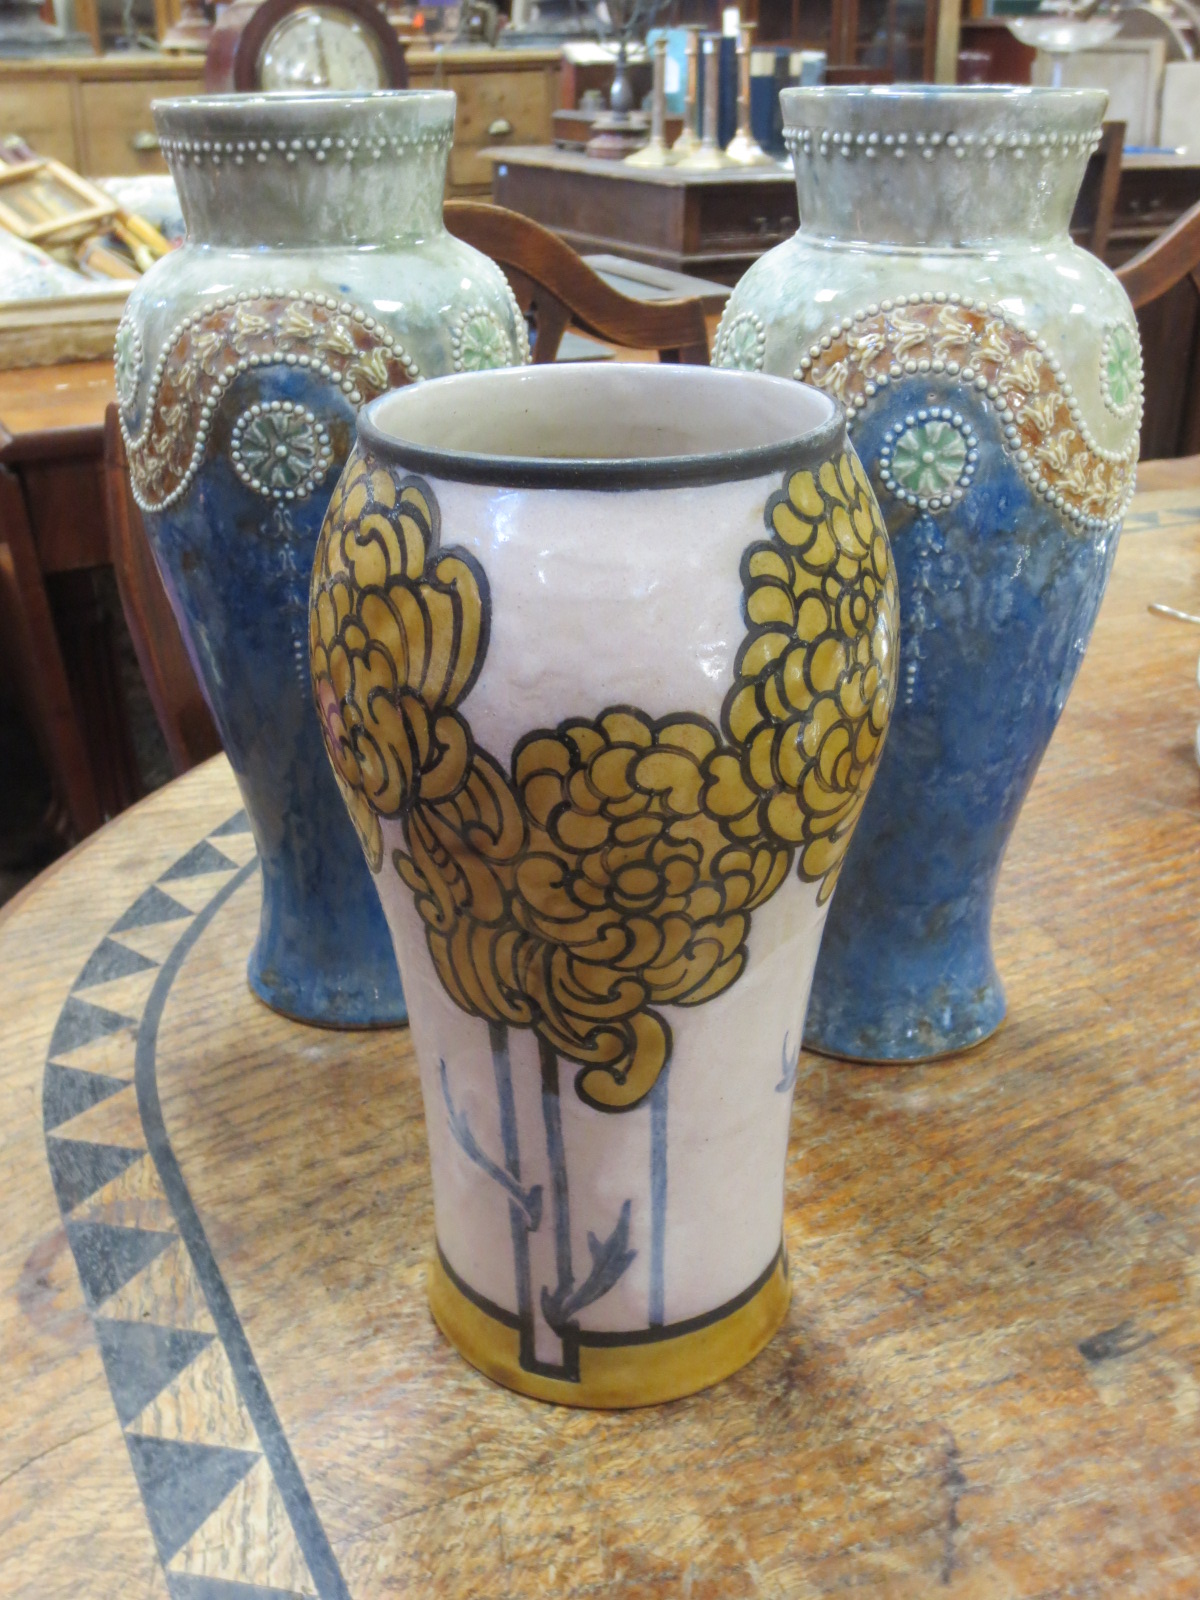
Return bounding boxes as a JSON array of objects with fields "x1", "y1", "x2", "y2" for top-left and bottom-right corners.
[{"x1": 2, "y1": 482, "x2": 1199, "y2": 1599}]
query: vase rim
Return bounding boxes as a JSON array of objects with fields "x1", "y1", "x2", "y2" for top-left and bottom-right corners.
[
  {"x1": 780, "y1": 83, "x2": 1106, "y2": 130},
  {"x1": 360, "y1": 366, "x2": 845, "y2": 491},
  {"x1": 153, "y1": 88, "x2": 453, "y2": 112},
  {"x1": 781, "y1": 85, "x2": 1104, "y2": 102},
  {"x1": 152, "y1": 88, "x2": 455, "y2": 137}
]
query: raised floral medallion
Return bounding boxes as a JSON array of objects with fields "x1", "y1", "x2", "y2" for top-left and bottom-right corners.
[
  {"x1": 120, "y1": 289, "x2": 419, "y2": 512},
  {"x1": 790, "y1": 292, "x2": 1139, "y2": 531}
]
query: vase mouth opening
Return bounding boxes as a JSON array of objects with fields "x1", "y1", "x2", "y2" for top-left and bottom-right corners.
[
  {"x1": 152, "y1": 88, "x2": 456, "y2": 141},
  {"x1": 360, "y1": 366, "x2": 844, "y2": 490},
  {"x1": 780, "y1": 83, "x2": 1106, "y2": 135}
]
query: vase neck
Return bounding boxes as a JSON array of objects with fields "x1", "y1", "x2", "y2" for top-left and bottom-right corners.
[
  {"x1": 154, "y1": 91, "x2": 454, "y2": 249},
  {"x1": 781, "y1": 86, "x2": 1106, "y2": 248}
]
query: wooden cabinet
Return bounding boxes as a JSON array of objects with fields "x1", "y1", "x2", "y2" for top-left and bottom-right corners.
[
  {"x1": 76, "y1": 75, "x2": 203, "y2": 175},
  {"x1": 1, "y1": 78, "x2": 77, "y2": 166},
  {"x1": 426, "y1": 55, "x2": 559, "y2": 194},
  {"x1": 405, "y1": 49, "x2": 559, "y2": 196},
  {"x1": 0, "y1": 57, "x2": 202, "y2": 176},
  {"x1": 0, "y1": 49, "x2": 559, "y2": 193}
]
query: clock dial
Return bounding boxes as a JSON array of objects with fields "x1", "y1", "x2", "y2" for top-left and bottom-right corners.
[{"x1": 259, "y1": 7, "x2": 388, "y2": 91}]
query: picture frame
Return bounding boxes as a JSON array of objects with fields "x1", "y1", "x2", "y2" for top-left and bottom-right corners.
[{"x1": 0, "y1": 160, "x2": 117, "y2": 248}]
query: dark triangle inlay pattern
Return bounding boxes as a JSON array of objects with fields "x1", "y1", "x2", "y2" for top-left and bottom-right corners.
[
  {"x1": 94, "y1": 1319, "x2": 214, "y2": 1426},
  {"x1": 167, "y1": 1576, "x2": 313, "y2": 1600},
  {"x1": 66, "y1": 1220, "x2": 176, "y2": 1308},
  {"x1": 43, "y1": 1062, "x2": 130, "y2": 1132},
  {"x1": 124, "y1": 1434, "x2": 260, "y2": 1564},
  {"x1": 160, "y1": 841, "x2": 237, "y2": 881},
  {"x1": 74, "y1": 936, "x2": 159, "y2": 991},
  {"x1": 47, "y1": 996, "x2": 136, "y2": 1059},
  {"x1": 111, "y1": 885, "x2": 194, "y2": 932},
  {"x1": 48, "y1": 1138, "x2": 143, "y2": 1212},
  {"x1": 209, "y1": 810, "x2": 251, "y2": 838}
]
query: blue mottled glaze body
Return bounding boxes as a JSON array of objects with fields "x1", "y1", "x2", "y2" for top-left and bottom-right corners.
[
  {"x1": 119, "y1": 91, "x2": 528, "y2": 1027},
  {"x1": 715, "y1": 87, "x2": 1142, "y2": 1060},
  {"x1": 805, "y1": 388, "x2": 1117, "y2": 1058},
  {"x1": 146, "y1": 386, "x2": 401, "y2": 1026}
]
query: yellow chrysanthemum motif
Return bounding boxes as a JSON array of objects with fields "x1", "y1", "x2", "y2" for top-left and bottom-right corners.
[
  {"x1": 311, "y1": 446, "x2": 895, "y2": 1110},
  {"x1": 510, "y1": 710, "x2": 790, "y2": 1110},
  {"x1": 706, "y1": 452, "x2": 898, "y2": 903},
  {"x1": 310, "y1": 449, "x2": 488, "y2": 871}
]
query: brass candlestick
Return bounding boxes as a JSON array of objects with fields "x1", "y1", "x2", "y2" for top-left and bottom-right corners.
[
  {"x1": 675, "y1": 34, "x2": 730, "y2": 172},
  {"x1": 626, "y1": 32, "x2": 675, "y2": 167},
  {"x1": 671, "y1": 26, "x2": 702, "y2": 160},
  {"x1": 725, "y1": 24, "x2": 774, "y2": 166}
]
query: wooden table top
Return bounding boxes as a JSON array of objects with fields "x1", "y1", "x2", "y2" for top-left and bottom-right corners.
[
  {"x1": 0, "y1": 358, "x2": 114, "y2": 456},
  {"x1": 486, "y1": 143, "x2": 795, "y2": 186},
  {"x1": 2, "y1": 479, "x2": 1200, "y2": 1599}
]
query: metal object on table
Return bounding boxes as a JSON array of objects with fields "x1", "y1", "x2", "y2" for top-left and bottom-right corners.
[
  {"x1": 675, "y1": 34, "x2": 730, "y2": 172},
  {"x1": 161, "y1": 0, "x2": 213, "y2": 52},
  {"x1": 671, "y1": 25, "x2": 702, "y2": 159},
  {"x1": 625, "y1": 31, "x2": 674, "y2": 167},
  {"x1": 454, "y1": 0, "x2": 501, "y2": 47},
  {"x1": 0, "y1": 0, "x2": 91, "y2": 53},
  {"x1": 1006, "y1": 14, "x2": 1122, "y2": 87},
  {"x1": 1150, "y1": 601, "x2": 1200, "y2": 623},
  {"x1": 725, "y1": 24, "x2": 774, "y2": 167}
]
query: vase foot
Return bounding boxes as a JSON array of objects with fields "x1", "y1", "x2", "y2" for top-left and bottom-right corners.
[
  {"x1": 428, "y1": 1242, "x2": 790, "y2": 1408},
  {"x1": 246, "y1": 964, "x2": 408, "y2": 1031},
  {"x1": 803, "y1": 980, "x2": 1006, "y2": 1065}
]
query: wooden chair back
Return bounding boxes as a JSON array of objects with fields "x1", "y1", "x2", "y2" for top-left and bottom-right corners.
[
  {"x1": 103, "y1": 404, "x2": 222, "y2": 774},
  {"x1": 444, "y1": 200, "x2": 710, "y2": 365},
  {"x1": 1073, "y1": 120, "x2": 1124, "y2": 260},
  {"x1": 1117, "y1": 198, "x2": 1200, "y2": 459}
]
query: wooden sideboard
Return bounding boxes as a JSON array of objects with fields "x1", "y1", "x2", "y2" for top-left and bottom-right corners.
[
  {"x1": 0, "y1": 48, "x2": 559, "y2": 194},
  {"x1": 490, "y1": 146, "x2": 799, "y2": 285},
  {"x1": 490, "y1": 144, "x2": 1200, "y2": 283},
  {"x1": 0, "y1": 55, "x2": 201, "y2": 176}
]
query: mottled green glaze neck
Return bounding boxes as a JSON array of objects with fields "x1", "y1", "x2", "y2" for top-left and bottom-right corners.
[
  {"x1": 154, "y1": 91, "x2": 454, "y2": 249},
  {"x1": 781, "y1": 86, "x2": 1107, "y2": 249}
]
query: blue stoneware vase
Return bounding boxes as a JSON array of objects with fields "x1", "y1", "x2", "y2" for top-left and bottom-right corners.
[
  {"x1": 715, "y1": 87, "x2": 1142, "y2": 1060},
  {"x1": 117, "y1": 90, "x2": 529, "y2": 1027}
]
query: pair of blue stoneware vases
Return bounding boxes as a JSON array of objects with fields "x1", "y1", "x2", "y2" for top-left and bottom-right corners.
[{"x1": 121, "y1": 83, "x2": 1140, "y2": 1062}]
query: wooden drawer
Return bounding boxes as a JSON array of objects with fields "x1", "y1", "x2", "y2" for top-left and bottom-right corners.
[
  {"x1": 1, "y1": 81, "x2": 76, "y2": 166},
  {"x1": 444, "y1": 68, "x2": 553, "y2": 193},
  {"x1": 77, "y1": 75, "x2": 202, "y2": 176}
]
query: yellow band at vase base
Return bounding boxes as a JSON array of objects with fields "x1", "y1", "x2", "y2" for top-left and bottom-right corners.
[{"x1": 428, "y1": 1242, "x2": 791, "y2": 1409}]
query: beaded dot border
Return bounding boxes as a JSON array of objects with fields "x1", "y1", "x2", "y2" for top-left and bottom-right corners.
[
  {"x1": 158, "y1": 128, "x2": 453, "y2": 168},
  {"x1": 451, "y1": 303, "x2": 515, "y2": 374},
  {"x1": 713, "y1": 309, "x2": 766, "y2": 372},
  {"x1": 121, "y1": 288, "x2": 421, "y2": 514},
  {"x1": 114, "y1": 313, "x2": 143, "y2": 418},
  {"x1": 793, "y1": 290, "x2": 1140, "y2": 534},
  {"x1": 878, "y1": 407, "x2": 978, "y2": 514},
  {"x1": 230, "y1": 401, "x2": 333, "y2": 503},
  {"x1": 783, "y1": 125, "x2": 1103, "y2": 162},
  {"x1": 502, "y1": 277, "x2": 532, "y2": 367},
  {"x1": 1098, "y1": 319, "x2": 1144, "y2": 421}
]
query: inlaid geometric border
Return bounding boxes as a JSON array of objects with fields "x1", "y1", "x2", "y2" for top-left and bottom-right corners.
[{"x1": 41, "y1": 812, "x2": 349, "y2": 1600}]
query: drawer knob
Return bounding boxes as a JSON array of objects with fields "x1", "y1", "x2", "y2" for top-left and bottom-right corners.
[
  {"x1": 487, "y1": 118, "x2": 513, "y2": 138},
  {"x1": 131, "y1": 131, "x2": 161, "y2": 153}
]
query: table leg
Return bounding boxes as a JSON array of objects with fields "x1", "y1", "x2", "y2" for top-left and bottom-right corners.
[{"x1": 0, "y1": 464, "x2": 102, "y2": 839}]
